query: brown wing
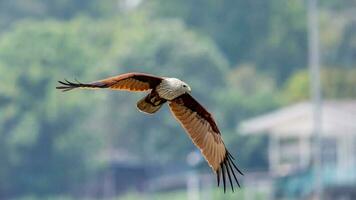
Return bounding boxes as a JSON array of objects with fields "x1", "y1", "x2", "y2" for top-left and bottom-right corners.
[
  {"x1": 169, "y1": 93, "x2": 243, "y2": 192},
  {"x1": 56, "y1": 72, "x2": 163, "y2": 92}
]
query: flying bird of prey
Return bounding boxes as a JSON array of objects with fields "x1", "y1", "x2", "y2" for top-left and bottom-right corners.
[{"x1": 56, "y1": 72, "x2": 243, "y2": 192}]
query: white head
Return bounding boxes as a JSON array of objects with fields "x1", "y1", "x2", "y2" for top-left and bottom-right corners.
[{"x1": 157, "y1": 77, "x2": 191, "y2": 100}]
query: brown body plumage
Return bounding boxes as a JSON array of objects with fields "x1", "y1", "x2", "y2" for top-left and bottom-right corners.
[{"x1": 57, "y1": 72, "x2": 243, "y2": 192}]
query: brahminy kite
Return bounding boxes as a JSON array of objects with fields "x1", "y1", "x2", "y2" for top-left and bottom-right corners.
[{"x1": 56, "y1": 72, "x2": 243, "y2": 192}]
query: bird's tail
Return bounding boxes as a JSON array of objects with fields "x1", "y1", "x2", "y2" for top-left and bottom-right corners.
[{"x1": 136, "y1": 93, "x2": 166, "y2": 114}]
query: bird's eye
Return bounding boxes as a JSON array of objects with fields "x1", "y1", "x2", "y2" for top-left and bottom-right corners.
[{"x1": 183, "y1": 85, "x2": 187, "y2": 87}]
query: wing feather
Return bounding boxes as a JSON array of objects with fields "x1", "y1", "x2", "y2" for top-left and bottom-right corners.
[
  {"x1": 56, "y1": 72, "x2": 162, "y2": 92},
  {"x1": 168, "y1": 93, "x2": 243, "y2": 192}
]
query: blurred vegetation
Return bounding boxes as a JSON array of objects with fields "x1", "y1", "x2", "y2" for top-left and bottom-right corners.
[
  {"x1": 148, "y1": 0, "x2": 309, "y2": 82},
  {"x1": 282, "y1": 67, "x2": 356, "y2": 102},
  {"x1": 0, "y1": 0, "x2": 355, "y2": 198},
  {"x1": 118, "y1": 188, "x2": 248, "y2": 200}
]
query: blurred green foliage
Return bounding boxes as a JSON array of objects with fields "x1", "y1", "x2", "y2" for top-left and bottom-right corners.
[
  {"x1": 0, "y1": 0, "x2": 354, "y2": 198},
  {"x1": 118, "y1": 188, "x2": 248, "y2": 200},
  {"x1": 148, "y1": 0, "x2": 308, "y2": 82},
  {"x1": 282, "y1": 67, "x2": 356, "y2": 102},
  {"x1": 0, "y1": 20, "x2": 105, "y2": 196}
]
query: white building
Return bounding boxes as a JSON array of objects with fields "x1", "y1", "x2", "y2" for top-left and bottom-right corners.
[{"x1": 239, "y1": 100, "x2": 356, "y2": 199}]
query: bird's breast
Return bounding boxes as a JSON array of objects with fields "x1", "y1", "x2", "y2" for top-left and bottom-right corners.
[{"x1": 156, "y1": 81, "x2": 180, "y2": 100}]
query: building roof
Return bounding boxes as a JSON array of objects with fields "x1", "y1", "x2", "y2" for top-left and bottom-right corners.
[{"x1": 239, "y1": 100, "x2": 356, "y2": 137}]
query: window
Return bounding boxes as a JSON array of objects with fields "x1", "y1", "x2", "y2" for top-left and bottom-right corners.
[
  {"x1": 279, "y1": 137, "x2": 300, "y2": 170},
  {"x1": 320, "y1": 137, "x2": 337, "y2": 167}
]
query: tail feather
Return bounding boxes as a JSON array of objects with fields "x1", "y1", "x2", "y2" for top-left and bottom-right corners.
[{"x1": 136, "y1": 94, "x2": 165, "y2": 114}]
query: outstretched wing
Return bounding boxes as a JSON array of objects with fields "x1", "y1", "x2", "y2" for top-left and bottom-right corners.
[
  {"x1": 56, "y1": 72, "x2": 163, "y2": 92},
  {"x1": 168, "y1": 93, "x2": 243, "y2": 192}
]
